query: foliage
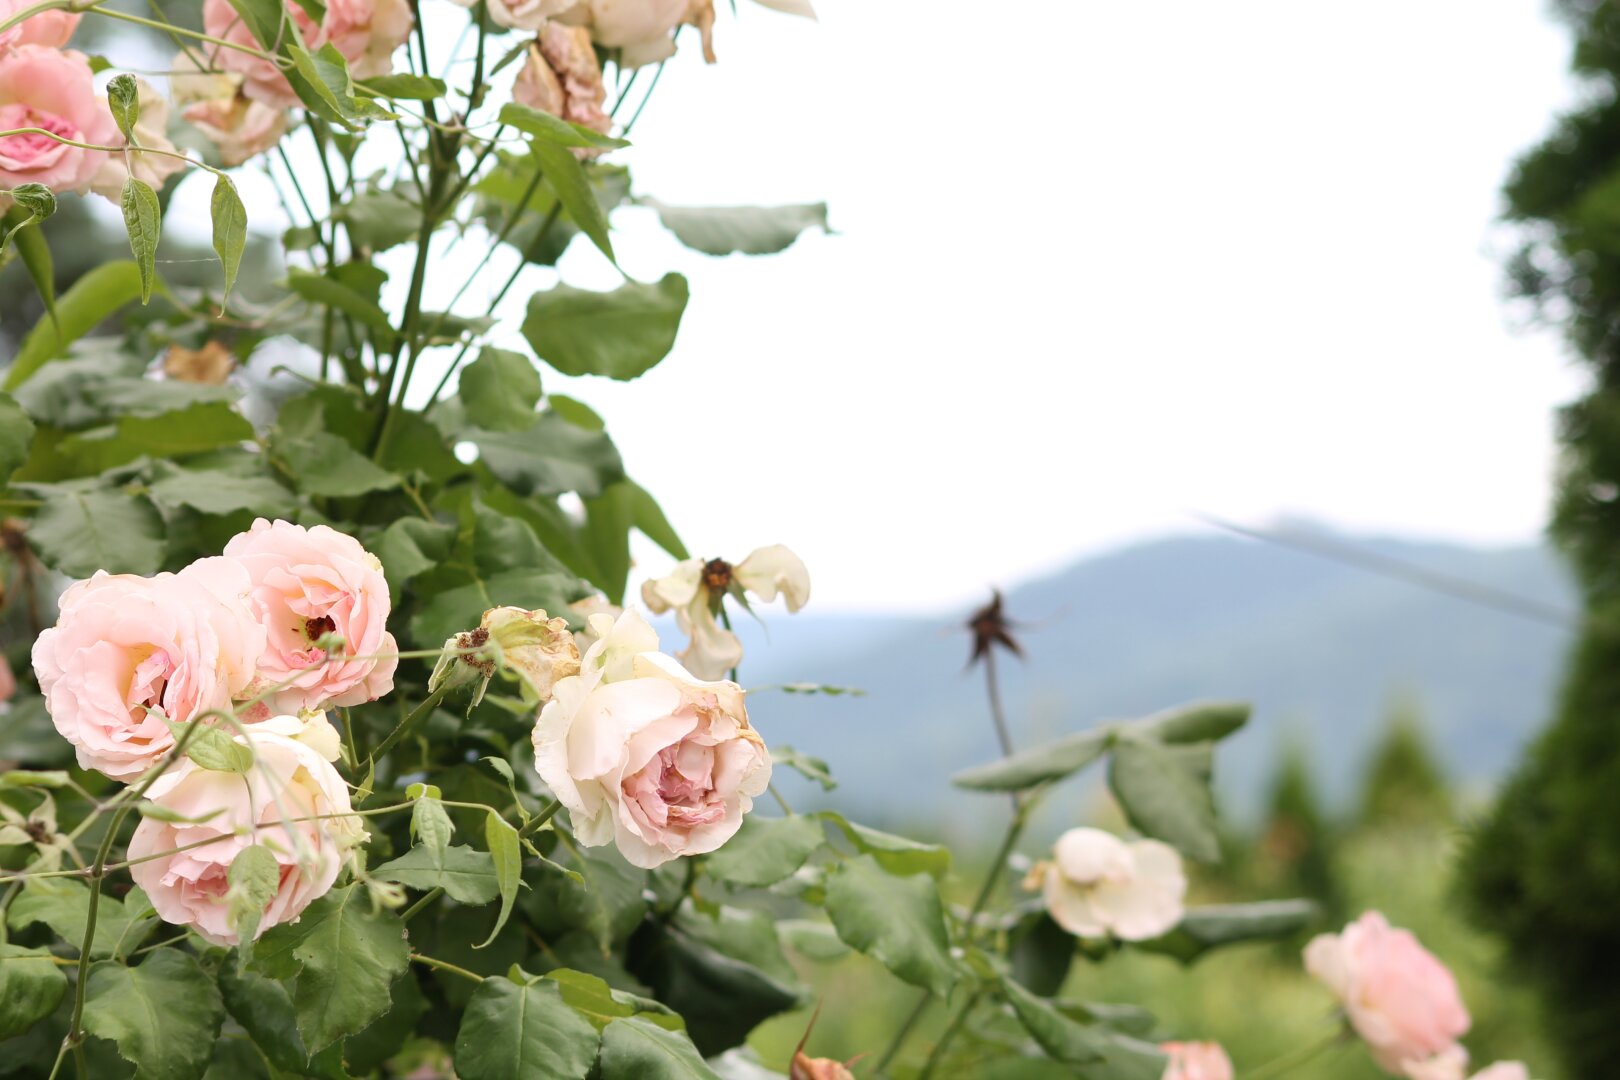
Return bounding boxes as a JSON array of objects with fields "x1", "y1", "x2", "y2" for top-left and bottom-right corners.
[{"x1": 1460, "y1": 2, "x2": 1620, "y2": 1072}]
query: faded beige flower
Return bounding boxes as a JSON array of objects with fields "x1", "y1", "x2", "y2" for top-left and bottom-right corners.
[
  {"x1": 1028, "y1": 827, "x2": 1186, "y2": 941},
  {"x1": 512, "y1": 22, "x2": 611, "y2": 139},
  {"x1": 641, "y1": 544, "x2": 809, "y2": 680},
  {"x1": 163, "y1": 341, "x2": 235, "y2": 385},
  {"x1": 431, "y1": 606, "x2": 582, "y2": 707}
]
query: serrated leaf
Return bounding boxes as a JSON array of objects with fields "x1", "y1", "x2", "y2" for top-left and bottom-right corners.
[
  {"x1": 120, "y1": 176, "x2": 161, "y2": 304},
  {"x1": 374, "y1": 843, "x2": 500, "y2": 905},
  {"x1": 211, "y1": 175, "x2": 248, "y2": 299},
  {"x1": 459, "y1": 348, "x2": 542, "y2": 432},
  {"x1": 952, "y1": 729, "x2": 1111, "y2": 793},
  {"x1": 498, "y1": 102, "x2": 628, "y2": 150},
  {"x1": 251, "y1": 885, "x2": 411, "y2": 1051},
  {"x1": 1128, "y1": 700, "x2": 1250, "y2": 744},
  {"x1": 82, "y1": 951, "x2": 225, "y2": 1080},
  {"x1": 286, "y1": 268, "x2": 398, "y2": 348},
  {"x1": 454, "y1": 973, "x2": 601, "y2": 1080},
  {"x1": 770, "y1": 745, "x2": 835, "y2": 790},
  {"x1": 1107, "y1": 736, "x2": 1220, "y2": 862},
  {"x1": 107, "y1": 74, "x2": 140, "y2": 142},
  {"x1": 218, "y1": 964, "x2": 309, "y2": 1074},
  {"x1": 521, "y1": 274, "x2": 687, "y2": 381},
  {"x1": 5, "y1": 204, "x2": 56, "y2": 329},
  {"x1": 146, "y1": 468, "x2": 294, "y2": 517},
  {"x1": 361, "y1": 73, "x2": 447, "y2": 99},
  {"x1": 227, "y1": 844, "x2": 281, "y2": 956},
  {"x1": 6, "y1": 880, "x2": 155, "y2": 959},
  {"x1": 644, "y1": 199, "x2": 828, "y2": 256},
  {"x1": 24, "y1": 486, "x2": 164, "y2": 577},
  {"x1": 703, "y1": 814, "x2": 824, "y2": 888},
  {"x1": 165, "y1": 718, "x2": 253, "y2": 773},
  {"x1": 467, "y1": 411, "x2": 624, "y2": 498},
  {"x1": 527, "y1": 139, "x2": 614, "y2": 261},
  {"x1": 824, "y1": 854, "x2": 957, "y2": 996},
  {"x1": 369, "y1": 517, "x2": 456, "y2": 603},
  {"x1": 274, "y1": 431, "x2": 400, "y2": 498},
  {"x1": 598, "y1": 1016, "x2": 721, "y2": 1080},
  {"x1": 412, "y1": 794, "x2": 454, "y2": 854},
  {"x1": 479, "y1": 811, "x2": 522, "y2": 948},
  {"x1": 0, "y1": 944, "x2": 67, "y2": 1039}
]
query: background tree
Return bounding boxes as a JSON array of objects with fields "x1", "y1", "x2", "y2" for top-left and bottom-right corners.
[{"x1": 1461, "y1": 1, "x2": 1620, "y2": 1072}]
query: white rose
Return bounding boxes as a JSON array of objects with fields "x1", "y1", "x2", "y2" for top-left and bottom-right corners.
[
  {"x1": 641, "y1": 544, "x2": 809, "y2": 680},
  {"x1": 1031, "y1": 827, "x2": 1185, "y2": 941}
]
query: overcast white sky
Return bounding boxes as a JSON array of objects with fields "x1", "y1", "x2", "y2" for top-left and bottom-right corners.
[{"x1": 223, "y1": 1, "x2": 1592, "y2": 613}]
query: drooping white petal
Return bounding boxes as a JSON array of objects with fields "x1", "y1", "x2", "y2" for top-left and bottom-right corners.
[
  {"x1": 675, "y1": 598, "x2": 743, "y2": 681},
  {"x1": 1050, "y1": 827, "x2": 1132, "y2": 885},
  {"x1": 580, "y1": 609, "x2": 661, "y2": 684},
  {"x1": 641, "y1": 559, "x2": 703, "y2": 614},
  {"x1": 734, "y1": 544, "x2": 811, "y2": 612}
]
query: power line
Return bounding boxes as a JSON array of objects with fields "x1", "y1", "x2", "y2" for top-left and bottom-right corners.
[{"x1": 1188, "y1": 512, "x2": 1578, "y2": 631}]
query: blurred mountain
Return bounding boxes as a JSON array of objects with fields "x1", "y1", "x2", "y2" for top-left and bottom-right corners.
[{"x1": 720, "y1": 526, "x2": 1576, "y2": 833}]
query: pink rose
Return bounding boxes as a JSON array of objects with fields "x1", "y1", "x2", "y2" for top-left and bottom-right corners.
[
  {"x1": 321, "y1": 0, "x2": 412, "y2": 80},
  {"x1": 202, "y1": 0, "x2": 321, "y2": 108},
  {"x1": 224, "y1": 519, "x2": 397, "y2": 713},
  {"x1": 532, "y1": 610, "x2": 772, "y2": 869},
  {"x1": 1403, "y1": 1049, "x2": 1533, "y2": 1080},
  {"x1": 30, "y1": 559, "x2": 266, "y2": 781},
  {"x1": 0, "y1": 0, "x2": 79, "y2": 48},
  {"x1": 128, "y1": 722, "x2": 363, "y2": 945},
  {"x1": 0, "y1": 46, "x2": 118, "y2": 195},
  {"x1": 1161, "y1": 1042, "x2": 1233, "y2": 1080},
  {"x1": 182, "y1": 94, "x2": 287, "y2": 166},
  {"x1": 1304, "y1": 912, "x2": 1471, "y2": 1075},
  {"x1": 1030, "y1": 827, "x2": 1186, "y2": 941}
]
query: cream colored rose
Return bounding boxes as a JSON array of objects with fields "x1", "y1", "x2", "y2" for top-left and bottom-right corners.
[
  {"x1": 128, "y1": 724, "x2": 363, "y2": 945},
  {"x1": 1028, "y1": 827, "x2": 1185, "y2": 941},
  {"x1": 532, "y1": 610, "x2": 771, "y2": 868},
  {"x1": 641, "y1": 544, "x2": 809, "y2": 680}
]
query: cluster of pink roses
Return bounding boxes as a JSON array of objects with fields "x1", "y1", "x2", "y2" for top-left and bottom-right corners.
[{"x1": 30, "y1": 519, "x2": 394, "y2": 944}]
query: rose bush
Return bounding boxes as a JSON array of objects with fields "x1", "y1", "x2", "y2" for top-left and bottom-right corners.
[{"x1": 0, "y1": 0, "x2": 1543, "y2": 1077}]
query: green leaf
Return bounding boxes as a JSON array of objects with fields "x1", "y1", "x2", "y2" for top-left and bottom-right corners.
[
  {"x1": 824, "y1": 855, "x2": 957, "y2": 996},
  {"x1": 412, "y1": 794, "x2": 455, "y2": 853},
  {"x1": 6, "y1": 880, "x2": 155, "y2": 959},
  {"x1": 120, "y1": 177, "x2": 162, "y2": 305},
  {"x1": 25, "y1": 486, "x2": 165, "y2": 576},
  {"x1": 0, "y1": 390, "x2": 34, "y2": 484},
  {"x1": 498, "y1": 102, "x2": 629, "y2": 150},
  {"x1": 597, "y1": 1016, "x2": 721, "y2": 1080},
  {"x1": 459, "y1": 348, "x2": 542, "y2": 432},
  {"x1": 3, "y1": 261, "x2": 144, "y2": 390},
  {"x1": 373, "y1": 843, "x2": 500, "y2": 905},
  {"x1": 107, "y1": 74, "x2": 139, "y2": 141},
  {"x1": 770, "y1": 745, "x2": 835, "y2": 790},
  {"x1": 0, "y1": 944, "x2": 67, "y2": 1039},
  {"x1": 527, "y1": 139, "x2": 615, "y2": 261},
  {"x1": 703, "y1": 814, "x2": 825, "y2": 888},
  {"x1": 1107, "y1": 736, "x2": 1220, "y2": 862},
  {"x1": 1136, "y1": 900, "x2": 1319, "y2": 963},
  {"x1": 335, "y1": 188, "x2": 420, "y2": 253},
  {"x1": 468, "y1": 411, "x2": 625, "y2": 497},
  {"x1": 370, "y1": 517, "x2": 456, "y2": 603},
  {"x1": 218, "y1": 964, "x2": 308, "y2": 1074},
  {"x1": 226, "y1": 844, "x2": 281, "y2": 954},
  {"x1": 287, "y1": 268, "x2": 398, "y2": 348},
  {"x1": 952, "y1": 730, "x2": 1111, "y2": 793},
  {"x1": 82, "y1": 951, "x2": 226, "y2": 1080},
  {"x1": 274, "y1": 431, "x2": 400, "y2": 497},
  {"x1": 211, "y1": 175, "x2": 248, "y2": 299},
  {"x1": 146, "y1": 468, "x2": 294, "y2": 517},
  {"x1": 820, "y1": 812, "x2": 949, "y2": 877},
  {"x1": 521, "y1": 274, "x2": 688, "y2": 381},
  {"x1": 999, "y1": 977, "x2": 1166, "y2": 1080},
  {"x1": 644, "y1": 200, "x2": 829, "y2": 256},
  {"x1": 1009, "y1": 911, "x2": 1075, "y2": 997},
  {"x1": 545, "y1": 968, "x2": 676, "y2": 1031},
  {"x1": 251, "y1": 885, "x2": 412, "y2": 1051},
  {"x1": 1129, "y1": 700, "x2": 1250, "y2": 744},
  {"x1": 410, "y1": 569, "x2": 585, "y2": 650},
  {"x1": 165, "y1": 718, "x2": 254, "y2": 773},
  {"x1": 344, "y1": 968, "x2": 429, "y2": 1075},
  {"x1": 6, "y1": 204, "x2": 56, "y2": 328},
  {"x1": 480, "y1": 811, "x2": 522, "y2": 947},
  {"x1": 454, "y1": 973, "x2": 601, "y2": 1080},
  {"x1": 361, "y1": 73, "x2": 448, "y2": 99},
  {"x1": 285, "y1": 40, "x2": 395, "y2": 127}
]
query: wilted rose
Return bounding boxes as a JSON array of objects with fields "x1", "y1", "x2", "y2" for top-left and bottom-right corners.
[
  {"x1": 31, "y1": 559, "x2": 265, "y2": 781},
  {"x1": 532, "y1": 610, "x2": 771, "y2": 868},
  {"x1": 790, "y1": 1054, "x2": 854, "y2": 1080},
  {"x1": 512, "y1": 23, "x2": 611, "y2": 139},
  {"x1": 1304, "y1": 911, "x2": 1470, "y2": 1075},
  {"x1": 224, "y1": 519, "x2": 397, "y2": 714},
  {"x1": 128, "y1": 723, "x2": 363, "y2": 945},
  {"x1": 431, "y1": 606, "x2": 580, "y2": 706},
  {"x1": 1028, "y1": 827, "x2": 1186, "y2": 941},
  {"x1": 641, "y1": 544, "x2": 810, "y2": 680}
]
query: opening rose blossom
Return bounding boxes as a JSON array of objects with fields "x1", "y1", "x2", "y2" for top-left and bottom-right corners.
[
  {"x1": 1161, "y1": 1041, "x2": 1234, "y2": 1080},
  {"x1": 224, "y1": 518, "x2": 398, "y2": 714},
  {"x1": 532, "y1": 609, "x2": 772, "y2": 869},
  {"x1": 30, "y1": 559, "x2": 266, "y2": 781},
  {"x1": 1304, "y1": 911, "x2": 1471, "y2": 1075},
  {"x1": 0, "y1": 46, "x2": 119, "y2": 197},
  {"x1": 128, "y1": 721, "x2": 363, "y2": 945},
  {"x1": 1027, "y1": 826, "x2": 1186, "y2": 941}
]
